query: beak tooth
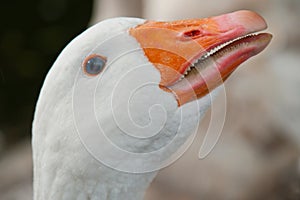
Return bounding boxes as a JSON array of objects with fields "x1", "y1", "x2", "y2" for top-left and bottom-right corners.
[{"x1": 178, "y1": 75, "x2": 185, "y2": 81}]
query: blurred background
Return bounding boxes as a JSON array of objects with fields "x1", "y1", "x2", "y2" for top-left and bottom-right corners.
[{"x1": 0, "y1": 0, "x2": 299, "y2": 199}]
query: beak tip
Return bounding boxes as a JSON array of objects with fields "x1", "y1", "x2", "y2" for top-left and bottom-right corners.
[{"x1": 230, "y1": 10, "x2": 268, "y2": 31}]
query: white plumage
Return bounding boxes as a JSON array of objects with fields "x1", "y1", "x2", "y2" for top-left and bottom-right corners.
[{"x1": 32, "y1": 17, "x2": 215, "y2": 200}]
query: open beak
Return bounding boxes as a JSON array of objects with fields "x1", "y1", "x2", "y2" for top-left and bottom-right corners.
[{"x1": 130, "y1": 10, "x2": 272, "y2": 106}]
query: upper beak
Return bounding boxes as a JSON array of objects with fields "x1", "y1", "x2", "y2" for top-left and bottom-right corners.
[{"x1": 130, "y1": 10, "x2": 272, "y2": 105}]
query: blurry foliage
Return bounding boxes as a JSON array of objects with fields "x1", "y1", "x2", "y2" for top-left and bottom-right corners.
[{"x1": 0, "y1": 0, "x2": 93, "y2": 146}]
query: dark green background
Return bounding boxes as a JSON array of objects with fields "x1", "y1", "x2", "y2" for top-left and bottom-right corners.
[{"x1": 0, "y1": 0, "x2": 93, "y2": 148}]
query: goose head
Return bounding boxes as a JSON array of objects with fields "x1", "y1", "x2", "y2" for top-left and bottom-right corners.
[{"x1": 32, "y1": 10, "x2": 272, "y2": 199}]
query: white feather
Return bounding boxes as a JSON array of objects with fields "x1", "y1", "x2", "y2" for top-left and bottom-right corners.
[{"x1": 32, "y1": 17, "x2": 218, "y2": 200}]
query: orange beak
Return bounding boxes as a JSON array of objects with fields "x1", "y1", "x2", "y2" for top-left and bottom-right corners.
[{"x1": 130, "y1": 10, "x2": 272, "y2": 106}]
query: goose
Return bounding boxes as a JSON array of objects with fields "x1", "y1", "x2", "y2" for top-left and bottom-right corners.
[{"x1": 32, "y1": 10, "x2": 272, "y2": 200}]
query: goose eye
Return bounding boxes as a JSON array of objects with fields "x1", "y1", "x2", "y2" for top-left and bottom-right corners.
[{"x1": 83, "y1": 54, "x2": 107, "y2": 76}]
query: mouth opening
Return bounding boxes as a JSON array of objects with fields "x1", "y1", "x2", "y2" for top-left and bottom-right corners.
[
  {"x1": 165, "y1": 32, "x2": 272, "y2": 105},
  {"x1": 177, "y1": 32, "x2": 269, "y2": 82}
]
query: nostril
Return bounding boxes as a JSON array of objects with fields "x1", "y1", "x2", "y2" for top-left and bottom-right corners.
[{"x1": 183, "y1": 30, "x2": 202, "y2": 38}]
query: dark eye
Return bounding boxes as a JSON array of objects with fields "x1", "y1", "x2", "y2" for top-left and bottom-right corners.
[{"x1": 83, "y1": 54, "x2": 107, "y2": 76}]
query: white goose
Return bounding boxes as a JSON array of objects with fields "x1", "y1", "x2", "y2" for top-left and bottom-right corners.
[{"x1": 32, "y1": 10, "x2": 272, "y2": 200}]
